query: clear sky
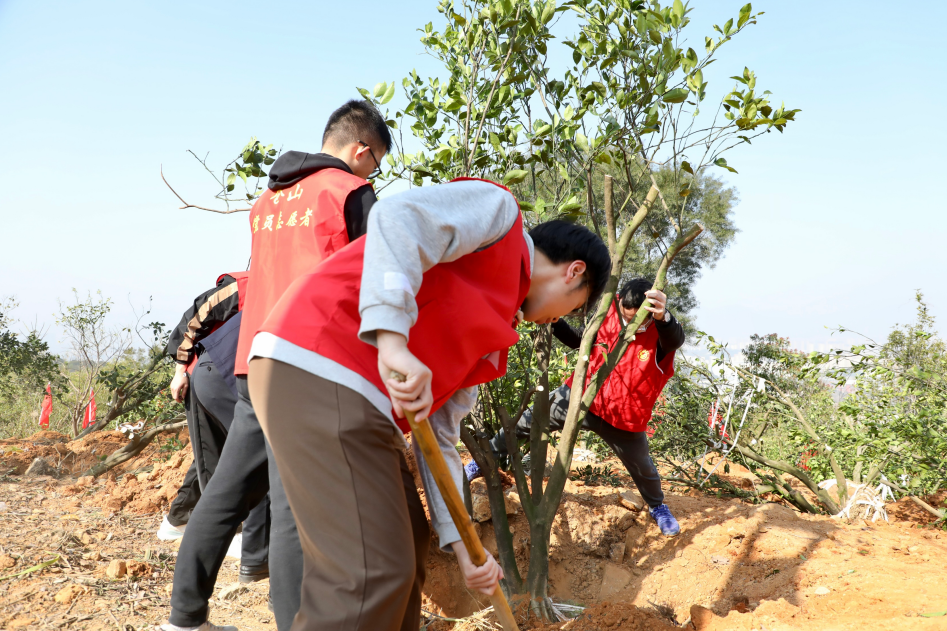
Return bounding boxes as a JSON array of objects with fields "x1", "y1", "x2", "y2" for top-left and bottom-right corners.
[{"x1": 1, "y1": 0, "x2": 945, "y2": 356}]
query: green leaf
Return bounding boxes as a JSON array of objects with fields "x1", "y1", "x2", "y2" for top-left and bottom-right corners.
[
  {"x1": 738, "y1": 3, "x2": 752, "y2": 28},
  {"x1": 357, "y1": 87, "x2": 371, "y2": 99},
  {"x1": 681, "y1": 160, "x2": 694, "y2": 174},
  {"x1": 714, "y1": 157, "x2": 738, "y2": 173},
  {"x1": 373, "y1": 82, "x2": 386, "y2": 98},
  {"x1": 672, "y1": 0, "x2": 684, "y2": 19},
  {"x1": 541, "y1": 0, "x2": 555, "y2": 24},
  {"x1": 692, "y1": 69, "x2": 703, "y2": 92},
  {"x1": 559, "y1": 199, "x2": 583, "y2": 213},
  {"x1": 662, "y1": 88, "x2": 689, "y2": 103},
  {"x1": 381, "y1": 82, "x2": 396, "y2": 104},
  {"x1": 517, "y1": 200, "x2": 534, "y2": 211},
  {"x1": 563, "y1": 104, "x2": 575, "y2": 121},
  {"x1": 920, "y1": 611, "x2": 947, "y2": 618},
  {"x1": 594, "y1": 152, "x2": 612, "y2": 164},
  {"x1": 574, "y1": 132, "x2": 589, "y2": 152},
  {"x1": 502, "y1": 169, "x2": 530, "y2": 185}
]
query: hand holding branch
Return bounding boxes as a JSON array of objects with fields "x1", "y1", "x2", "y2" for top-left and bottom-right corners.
[{"x1": 643, "y1": 289, "x2": 668, "y2": 321}]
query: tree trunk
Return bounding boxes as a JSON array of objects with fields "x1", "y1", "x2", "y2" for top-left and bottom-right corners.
[
  {"x1": 460, "y1": 426, "x2": 524, "y2": 594},
  {"x1": 80, "y1": 420, "x2": 186, "y2": 478},
  {"x1": 474, "y1": 182, "x2": 703, "y2": 621},
  {"x1": 724, "y1": 440, "x2": 840, "y2": 514},
  {"x1": 530, "y1": 327, "x2": 552, "y2": 505},
  {"x1": 525, "y1": 518, "x2": 554, "y2": 619}
]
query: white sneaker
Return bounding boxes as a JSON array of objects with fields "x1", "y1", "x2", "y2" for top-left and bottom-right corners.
[
  {"x1": 159, "y1": 622, "x2": 238, "y2": 631},
  {"x1": 225, "y1": 533, "x2": 242, "y2": 560},
  {"x1": 156, "y1": 515, "x2": 186, "y2": 541}
]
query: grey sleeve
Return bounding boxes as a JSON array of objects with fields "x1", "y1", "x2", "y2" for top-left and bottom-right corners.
[
  {"x1": 412, "y1": 386, "x2": 477, "y2": 551},
  {"x1": 357, "y1": 180, "x2": 520, "y2": 346}
]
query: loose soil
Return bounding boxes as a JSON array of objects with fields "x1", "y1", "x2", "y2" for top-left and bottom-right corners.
[{"x1": 0, "y1": 431, "x2": 944, "y2": 630}]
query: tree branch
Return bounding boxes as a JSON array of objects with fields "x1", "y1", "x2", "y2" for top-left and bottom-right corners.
[
  {"x1": 723, "y1": 441, "x2": 838, "y2": 513},
  {"x1": 541, "y1": 185, "x2": 661, "y2": 523},
  {"x1": 80, "y1": 419, "x2": 187, "y2": 478},
  {"x1": 465, "y1": 11, "x2": 520, "y2": 175},
  {"x1": 161, "y1": 167, "x2": 252, "y2": 214},
  {"x1": 603, "y1": 175, "x2": 616, "y2": 257}
]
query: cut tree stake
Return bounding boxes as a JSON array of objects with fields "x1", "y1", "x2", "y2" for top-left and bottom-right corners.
[{"x1": 391, "y1": 371, "x2": 520, "y2": 631}]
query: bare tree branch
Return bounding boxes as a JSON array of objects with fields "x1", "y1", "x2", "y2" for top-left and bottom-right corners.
[{"x1": 161, "y1": 166, "x2": 252, "y2": 214}]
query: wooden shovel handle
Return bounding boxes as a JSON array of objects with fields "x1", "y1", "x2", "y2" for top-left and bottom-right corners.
[{"x1": 391, "y1": 372, "x2": 520, "y2": 631}]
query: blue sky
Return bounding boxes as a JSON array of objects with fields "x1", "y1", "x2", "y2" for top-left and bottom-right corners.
[{"x1": 1, "y1": 0, "x2": 945, "y2": 356}]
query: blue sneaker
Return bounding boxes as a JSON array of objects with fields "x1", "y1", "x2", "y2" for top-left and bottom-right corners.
[
  {"x1": 465, "y1": 460, "x2": 483, "y2": 481},
  {"x1": 650, "y1": 504, "x2": 680, "y2": 536}
]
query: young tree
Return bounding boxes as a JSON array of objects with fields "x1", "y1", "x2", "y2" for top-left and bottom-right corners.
[
  {"x1": 168, "y1": 0, "x2": 798, "y2": 617},
  {"x1": 359, "y1": 0, "x2": 798, "y2": 618},
  {"x1": 56, "y1": 291, "x2": 179, "y2": 439}
]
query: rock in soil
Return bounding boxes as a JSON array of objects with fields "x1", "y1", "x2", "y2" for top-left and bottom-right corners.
[
  {"x1": 54, "y1": 584, "x2": 86, "y2": 604},
  {"x1": 219, "y1": 583, "x2": 249, "y2": 600},
  {"x1": 25, "y1": 457, "x2": 58, "y2": 477},
  {"x1": 690, "y1": 604, "x2": 715, "y2": 630},
  {"x1": 105, "y1": 559, "x2": 127, "y2": 579}
]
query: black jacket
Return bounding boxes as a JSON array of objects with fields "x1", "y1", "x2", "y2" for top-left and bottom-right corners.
[{"x1": 166, "y1": 274, "x2": 242, "y2": 365}]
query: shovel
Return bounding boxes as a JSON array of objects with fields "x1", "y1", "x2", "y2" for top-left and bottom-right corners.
[{"x1": 391, "y1": 371, "x2": 520, "y2": 631}]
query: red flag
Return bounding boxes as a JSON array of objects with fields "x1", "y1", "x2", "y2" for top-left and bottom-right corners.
[
  {"x1": 39, "y1": 384, "x2": 53, "y2": 428},
  {"x1": 82, "y1": 391, "x2": 97, "y2": 429}
]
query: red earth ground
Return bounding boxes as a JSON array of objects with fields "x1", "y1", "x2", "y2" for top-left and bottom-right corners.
[{"x1": 0, "y1": 430, "x2": 944, "y2": 630}]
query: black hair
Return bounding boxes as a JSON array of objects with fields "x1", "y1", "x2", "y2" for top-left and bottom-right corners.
[
  {"x1": 618, "y1": 277, "x2": 653, "y2": 310},
  {"x1": 529, "y1": 220, "x2": 610, "y2": 307},
  {"x1": 322, "y1": 100, "x2": 393, "y2": 154}
]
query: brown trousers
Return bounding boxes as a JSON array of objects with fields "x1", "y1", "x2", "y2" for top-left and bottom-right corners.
[{"x1": 248, "y1": 358, "x2": 430, "y2": 631}]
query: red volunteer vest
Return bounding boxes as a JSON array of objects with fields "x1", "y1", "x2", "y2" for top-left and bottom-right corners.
[
  {"x1": 235, "y1": 168, "x2": 368, "y2": 374},
  {"x1": 259, "y1": 179, "x2": 531, "y2": 432},
  {"x1": 186, "y1": 271, "x2": 250, "y2": 375},
  {"x1": 566, "y1": 304, "x2": 675, "y2": 432}
]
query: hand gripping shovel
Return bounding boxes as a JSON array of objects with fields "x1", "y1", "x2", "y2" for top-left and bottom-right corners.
[{"x1": 391, "y1": 371, "x2": 520, "y2": 631}]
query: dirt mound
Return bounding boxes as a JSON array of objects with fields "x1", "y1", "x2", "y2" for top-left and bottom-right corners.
[
  {"x1": 1, "y1": 431, "x2": 73, "y2": 475},
  {"x1": 2, "y1": 442, "x2": 945, "y2": 631},
  {"x1": 887, "y1": 490, "x2": 947, "y2": 526},
  {"x1": 422, "y1": 455, "x2": 947, "y2": 630},
  {"x1": 0, "y1": 428, "x2": 189, "y2": 479},
  {"x1": 532, "y1": 602, "x2": 679, "y2": 630},
  {"x1": 70, "y1": 448, "x2": 194, "y2": 515}
]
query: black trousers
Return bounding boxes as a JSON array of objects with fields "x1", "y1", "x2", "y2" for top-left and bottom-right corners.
[
  {"x1": 169, "y1": 376, "x2": 302, "y2": 631},
  {"x1": 491, "y1": 383, "x2": 665, "y2": 509},
  {"x1": 166, "y1": 357, "x2": 269, "y2": 566}
]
